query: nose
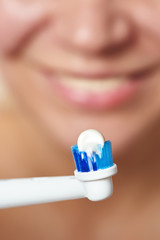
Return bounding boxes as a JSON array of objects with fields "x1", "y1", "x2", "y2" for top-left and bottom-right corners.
[{"x1": 53, "y1": 0, "x2": 133, "y2": 55}]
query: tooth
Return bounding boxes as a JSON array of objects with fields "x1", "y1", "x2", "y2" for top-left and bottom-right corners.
[{"x1": 59, "y1": 76, "x2": 128, "y2": 93}]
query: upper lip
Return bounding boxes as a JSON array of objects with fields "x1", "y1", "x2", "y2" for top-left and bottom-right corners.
[
  {"x1": 31, "y1": 55, "x2": 158, "y2": 80},
  {"x1": 44, "y1": 63, "x2": 157, "y2": 80}
]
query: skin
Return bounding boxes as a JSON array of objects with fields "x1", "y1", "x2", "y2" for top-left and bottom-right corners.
[{"x1": 0, "y1": 0, "x2": 160, "y2": 239}]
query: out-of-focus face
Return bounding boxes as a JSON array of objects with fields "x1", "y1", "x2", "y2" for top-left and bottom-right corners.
[{"x1": 0, "y1": 0, "x2": 160, "y2": 153}]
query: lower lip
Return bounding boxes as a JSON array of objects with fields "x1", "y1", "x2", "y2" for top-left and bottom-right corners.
[{"x1": 45, "y1": 74, "x2": 145, "y2": 110}]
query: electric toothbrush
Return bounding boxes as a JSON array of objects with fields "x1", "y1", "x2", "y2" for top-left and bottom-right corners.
[{"x1": 0, "y1": 129, "x2": 117, "y2": 208}]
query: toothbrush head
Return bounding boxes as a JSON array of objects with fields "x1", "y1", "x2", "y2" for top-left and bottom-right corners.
[
  {"x1": 71, "y1": 129, "x2": 117, "y2": 201},
  {"x1": 71, "y1": 129, "x2": 113, "y2": 173}
]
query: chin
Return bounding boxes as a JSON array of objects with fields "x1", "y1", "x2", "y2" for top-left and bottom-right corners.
[{"x1": 42, "y1": 108, "x2": 156, "y2": 158}]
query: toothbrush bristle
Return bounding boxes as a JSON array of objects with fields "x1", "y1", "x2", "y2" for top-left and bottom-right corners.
[{"x1": 71, "y1": 141, "x2": 113, "y2": 172}]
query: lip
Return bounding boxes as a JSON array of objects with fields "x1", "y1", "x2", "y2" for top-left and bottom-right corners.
[
  {"x1": 35, "y1": 62, "x2": 155, "y2": 110},
  {"x1": 54, "y1": 79, "x2": 144, "y2": 109},
  {"x1": 41, "y1": 70, "x2": 148, "y2": 110}
]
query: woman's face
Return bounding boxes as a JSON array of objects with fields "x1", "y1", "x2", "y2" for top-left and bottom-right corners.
[{"x1": 1, "y1": 0, "x2": 160, "y2": 152}]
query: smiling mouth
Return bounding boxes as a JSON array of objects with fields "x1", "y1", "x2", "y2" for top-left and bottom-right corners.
[
  {"x1": 56, "y1": 76, "x2": 129, "y2": 93},
  {"x1": 39, "y1": 64, "x2": 155, "y2": 110}
]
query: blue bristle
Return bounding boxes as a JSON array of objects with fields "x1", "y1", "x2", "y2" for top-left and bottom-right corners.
[{"x1": 71, "y1": 141, "x2": 113, "y2": 172}]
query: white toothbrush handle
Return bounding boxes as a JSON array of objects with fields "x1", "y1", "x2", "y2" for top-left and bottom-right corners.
[
  {"x1": 0, "y1": 176, "x2": 85, "y2": 209},
  {"x1": 0, "y1": 165, "x2": 117, "y2": 209}
]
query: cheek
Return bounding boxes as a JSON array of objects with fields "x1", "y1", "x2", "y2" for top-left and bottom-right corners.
[
  {"x1": 129, "y1": 1, "x2": 160, "y2": 39},
  {"x1": 137, "y1": 6, "x2": 160, "y2": 37},
  {"x1": 0, "y1": 0, "x2": 48, "y2": 53}
]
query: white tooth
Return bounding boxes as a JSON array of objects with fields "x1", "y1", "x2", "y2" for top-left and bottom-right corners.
[{"x1": 59, "y1": 76, "x2": 128, "y2": 93}]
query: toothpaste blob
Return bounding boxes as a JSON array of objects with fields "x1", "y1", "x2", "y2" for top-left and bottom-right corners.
[
  {"x1": 71, "y1": 129, "x2": 113, "y2": 172},
  {"x1": 78, "y1": 129, "x2": 105, "y2": 157}
]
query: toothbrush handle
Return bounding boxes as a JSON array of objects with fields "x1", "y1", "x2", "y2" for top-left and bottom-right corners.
[{"x1": 0, "y1": 176, "x2": 85, "y2": 209}]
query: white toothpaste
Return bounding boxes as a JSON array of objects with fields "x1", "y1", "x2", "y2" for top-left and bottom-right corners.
[{"x1": 77, "y1": 129, "x2": 105, "y2": 157}]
